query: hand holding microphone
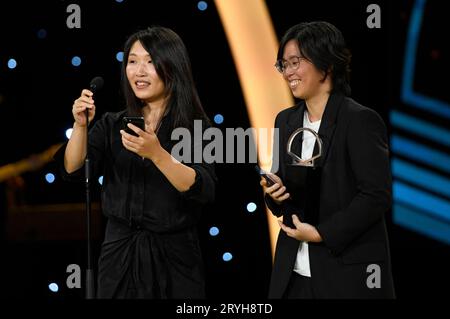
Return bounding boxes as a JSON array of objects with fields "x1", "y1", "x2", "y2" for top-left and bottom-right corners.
[{"x1": 72, "y1": 77, "x2": 104, "y2": 128}]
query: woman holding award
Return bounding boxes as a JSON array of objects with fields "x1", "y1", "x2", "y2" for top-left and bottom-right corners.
[{"x1": 261, "y1": 21, "x2": 395, "y2": 298}]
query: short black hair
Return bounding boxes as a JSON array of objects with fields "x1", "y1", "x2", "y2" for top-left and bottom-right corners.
[{"x1": 277, "y1": 21, "x2": 352, "y2": 96}]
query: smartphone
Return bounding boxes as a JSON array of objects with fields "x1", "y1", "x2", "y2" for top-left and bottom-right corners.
[
  {"x1": 255, "y1": 165, "x2": 277, "y2": 187},
  {"x1": 122, "y1": 116, "x2": 145, "y2": 137}
]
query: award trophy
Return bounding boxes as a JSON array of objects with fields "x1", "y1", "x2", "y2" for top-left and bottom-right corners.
[
  {"x1": 287, "y1": 127, "x2": 323, "y2": 167},
  {"x1": 284, "y1": 127, "x2": 323, "y2": 224}
]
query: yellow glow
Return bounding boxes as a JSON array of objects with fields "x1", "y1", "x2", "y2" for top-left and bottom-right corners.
[{"x1": 214, "y1": 0, "x2": 294, "y2": 259}]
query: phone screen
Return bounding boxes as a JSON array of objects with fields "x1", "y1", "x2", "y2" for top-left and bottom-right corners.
[{"x1": 122, "y1": 116, "x2": 145, "y2": 137}]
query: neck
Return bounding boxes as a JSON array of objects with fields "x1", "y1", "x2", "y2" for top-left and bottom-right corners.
[
  {"x1": 143, "y1": 99, "x2": 166, "y2": 118},
  {"x1": 305, "y1": 90, "x2": 330, "y2": 122},
  {"x1": 142, "y1": 100, "x2": 168, "y2": 133}
]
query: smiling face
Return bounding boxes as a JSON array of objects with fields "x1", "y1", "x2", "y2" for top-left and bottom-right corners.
[
  {"x1": 282, "y1": 39, "x2": 328, "y2": 100},
  {"x1": 126, "y1": 40, "x2": 166, "y2": 105}
]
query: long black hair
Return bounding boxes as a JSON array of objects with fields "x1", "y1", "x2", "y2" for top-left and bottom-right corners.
[
  {"x1": 277, "y1": 21, "x2": 352, "y2": 96},
  {"x1": 121, "y1": 26, "x2": 210, "y2": 130}
]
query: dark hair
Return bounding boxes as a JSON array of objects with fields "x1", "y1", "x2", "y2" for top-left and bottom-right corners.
[
  {"x1": 277, "y1": 21, "x2": 352, "y2": 96},
  {"x1": 121, "y1": 26, "x2": 210, "y2": 130}
]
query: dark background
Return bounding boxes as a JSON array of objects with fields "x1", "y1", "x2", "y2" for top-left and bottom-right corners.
[{"x1": 0, "y1": 0, "x2": 448, "y2": 301}]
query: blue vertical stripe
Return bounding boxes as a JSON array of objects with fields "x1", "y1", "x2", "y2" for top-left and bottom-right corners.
[
  {"x1": 401, "y1": 0, "x2": 450, "y2": 118},
  {"x1": 394, "y1": 0, "x2": 450, "y2": 244},
  {"x1": 402, "y1": 0, "x2": 425, "y2": 94}
]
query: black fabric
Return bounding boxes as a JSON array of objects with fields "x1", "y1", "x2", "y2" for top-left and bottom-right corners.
[
  {"x1": 96, "y1": 218, "x2": 205, "y2": 298},
  {"x1": 54, "y1": 110, "x2": 216, "y2": 232},
  {"x1": 284, "y1": 272, "x2": 315, "y2": 299},
  {"x1": 54, "y1": 110, "x2": 216, "y2": 298},
  {"x1": 283, "y1": 166, "x2": 321, "y2": 226},
  {"x1": 267, "y1": 92, "x2": 396, "y2": 299}
]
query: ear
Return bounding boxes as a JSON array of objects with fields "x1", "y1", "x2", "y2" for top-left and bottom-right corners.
[{"x1": 320, "y1": 66, "x2": 332, "y2": 83}]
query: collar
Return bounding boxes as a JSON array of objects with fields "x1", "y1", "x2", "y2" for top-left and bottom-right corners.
[{"x1": 285, "y1": 91, "x2": 345, "y2": 167}]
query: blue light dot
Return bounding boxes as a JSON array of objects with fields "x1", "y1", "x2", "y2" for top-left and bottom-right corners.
[
  {"x1": 115, "y1": 0, "x2": 124, "y2": 2},
  {"x1": 65, "y1": 128, "x2": 73, "y2": 139},
  {"x1": 214, "y1": 114, "x2": 224, "y2": 124},
  {"x1": 98, "y1": 176, "x2": 104, "y2": 185},
  {"x1": 198, "y1": 1, "x2": 208, "y2": 11},
  {"x1": 49, "y1": 283, "x2": 59, "y2": 293},
  {"x1": 7, "y1": 58, "x2": 17, "y2": 69},
  {"x1": 223, "y1": 252, "x2": 233, "y2": 262},
  {"x1": 37, "y1": 28, "x2": 47, "y2": 39},
  {"x1": 116, "y1": 51, "x2": 124, "y2": 62},
  {"x1": 247, "y1": 202, "x2": 257, "y2": 213},
  {"x1": 45, "y1": 173, "x2": 55, "y2": 184},
  {"x1": 71, "y1": 56, "x2": 81, "y2": 67},
  {"x1": 209, "y1": 226, "x2": 219, "y2": 236}
]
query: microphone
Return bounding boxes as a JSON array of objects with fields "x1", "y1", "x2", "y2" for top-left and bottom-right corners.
[
  {"x1": 89, "y1": 76, "x2": 104, "y2": 93},
  {"x1": 84, "y1": 76, "x2": 104, "y2": 299},
  {"x1": 85, "y1": 76, "x2": 104, "y2": 126}
]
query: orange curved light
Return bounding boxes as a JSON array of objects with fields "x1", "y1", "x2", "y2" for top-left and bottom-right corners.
[{"x1": 214, "y1": 0, "x2": 294, "y2": 259}]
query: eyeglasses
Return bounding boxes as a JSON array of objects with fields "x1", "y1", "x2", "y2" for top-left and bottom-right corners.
[{"x1": 275, "y1": 56, "x2": 307, "y2": 74}]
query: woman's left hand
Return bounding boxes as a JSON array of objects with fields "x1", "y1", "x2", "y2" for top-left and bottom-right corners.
[
  {"x1": 120, "y1": 123, "x2": 162, "y2": 161},
  {"x1": 278, "y1": 214, "x2": 323, "y2": 243}
]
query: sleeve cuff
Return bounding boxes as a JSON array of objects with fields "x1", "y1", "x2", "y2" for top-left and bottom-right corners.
[
  {"x1": 180, "y1": 165, "x2": 215, "y2": 205},
  {"x1": 53, "y1": 143, "x2": 84, "y2": 182},
  {"x1": 264, "y1": 193, "x2": 283, "y2": 217}
]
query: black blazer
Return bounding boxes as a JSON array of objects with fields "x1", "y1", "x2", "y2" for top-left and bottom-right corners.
[{"x1": 266, "y1": 92, "x2": 395, "y2": 298}]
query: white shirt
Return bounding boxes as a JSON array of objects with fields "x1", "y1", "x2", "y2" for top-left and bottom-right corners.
[{"x1": 293, "y1": 111, "x2": 321, "y2": 277}]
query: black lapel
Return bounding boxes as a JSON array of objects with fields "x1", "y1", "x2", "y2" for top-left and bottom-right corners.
[
  {"x1": 285, "y1": 101, "x2": 306, "y2": 162},
  {"x1": 314, "y1": 92, "x2": 344, "y2": 167}
]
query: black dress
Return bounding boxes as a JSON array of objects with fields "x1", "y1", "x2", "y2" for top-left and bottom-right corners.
[{"x1": 54, "y1": 109, "x2": 216, "y2": 298}]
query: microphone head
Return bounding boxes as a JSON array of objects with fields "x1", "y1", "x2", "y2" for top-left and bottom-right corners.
[{"x1": 89, "y1": 76, "x2": 104, "y2": 93}]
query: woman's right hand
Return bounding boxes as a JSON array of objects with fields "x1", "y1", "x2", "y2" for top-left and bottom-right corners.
[
  {"x1": 260, "y1": 173, "x2": 290, "y2": 205},
  {"x1": 72, "y1": 89, "x2": 95, "y2": 127}
]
